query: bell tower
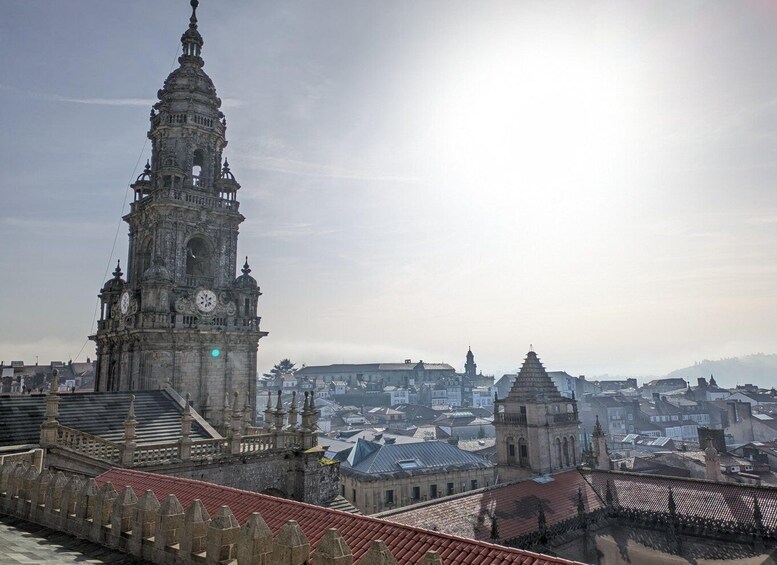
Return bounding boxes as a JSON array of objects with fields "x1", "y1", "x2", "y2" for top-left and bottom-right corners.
[{"x1": 91, "y1": 1, "x2": 267, "y2": 428}]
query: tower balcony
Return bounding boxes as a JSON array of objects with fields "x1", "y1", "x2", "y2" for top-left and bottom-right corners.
[
  {"x1": 183, "y1": 275, "x2": 213, "y2": 288},
  {"x1": 495, "y1": 413, "x2": 528, "y2": 425}
]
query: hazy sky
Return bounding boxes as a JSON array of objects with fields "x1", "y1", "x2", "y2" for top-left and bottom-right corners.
[{"x1": 2, "y1": 1, "x2": 777, "y2": 383}]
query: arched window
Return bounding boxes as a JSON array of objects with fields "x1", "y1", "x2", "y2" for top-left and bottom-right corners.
[
  {"x1": 138, "y1": 238, "x2": 152, "y2": 278},
  {"x1": 192, "y1": 149, "x2": 204, "y2": 187},
  {"x1": 518, "y1": 437, "x2": 528, "y2": 467},
  {"x1": 186, "y1": 237, "x2": 211, "y2": 278},
  {"x1": 506, "y1": 437, "x2": 516, "y2": 463}
]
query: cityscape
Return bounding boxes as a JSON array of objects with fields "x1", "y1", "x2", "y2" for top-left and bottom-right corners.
[{"x1": 2, "y1": 1, "x2": 777, "y2": 564}]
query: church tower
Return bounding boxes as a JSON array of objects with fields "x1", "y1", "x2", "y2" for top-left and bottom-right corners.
[
  {"x1": 91, "y1": 1, "x2": 267, "y2": 428},
  {"x1": 464, "y1": 347, "x2": 477, "y2": 379},
  {"x1": 494, "y1": 350, "x2": 580, "y2": 481}
]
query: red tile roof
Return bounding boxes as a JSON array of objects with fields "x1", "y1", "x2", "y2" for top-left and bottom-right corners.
[
  {"x1": 96, "y1": 468, "x2": 580, "y2": 564},
  {"x1": 383, "y1": 470, "x2": 602, "y2": 543}
]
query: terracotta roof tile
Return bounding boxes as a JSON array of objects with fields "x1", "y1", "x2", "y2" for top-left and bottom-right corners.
[{"x1": 96, "y1": 468, "x2": 580, "y2": 564}]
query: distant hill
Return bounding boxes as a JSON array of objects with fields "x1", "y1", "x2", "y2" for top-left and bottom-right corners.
[{"x1": 665, "y1": 354, "x2": 777, "y2": 389}]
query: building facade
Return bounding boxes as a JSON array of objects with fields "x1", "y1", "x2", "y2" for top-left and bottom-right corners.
[
  {"x1": 90, "y1": 1, "x2": 266, "y2": 428},
  {"x1": 493, "y1": 350, "x2": 580, "y2": 480}
]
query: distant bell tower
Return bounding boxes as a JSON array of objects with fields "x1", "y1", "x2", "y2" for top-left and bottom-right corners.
[
  {"x1": 91, "y1": 1, "x2": 267, "y2": 428},
  {"x1": 464, "y1": 347, "x2": 477, "y2": 378}
]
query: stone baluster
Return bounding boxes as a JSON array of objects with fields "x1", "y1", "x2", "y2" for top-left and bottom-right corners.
[
  {"x1": 273, "y1": 520, "x2": 310, "y2": 564},
  {"x1": 109, "y1": 485, "x2": 138, "y2": 550},
  {"x1": 59, "y1": 474, "x2": 83, "y2": 533},
  {"x1": 155, "y1": 494, "x2": 185, "y2": 557},
  {"x1": 76, "y1": 478, "x2": 99, "y2": 526},
  {"x1": 418, "y1": 550, "x2": 444, "y2": 564},
  {"x1": 43, "y1": 471, "x2": 68, "y2": 529},
  {"x1": 40, "y1": 369, "x2": 60, "y2": 448},
  {"x1": 16, "y1": 465, "x2": 39, "y2": 519},
  {"x1": 181, "y1": 499, "x2": 211, "y2": 558},
  {"x1": 128, "y1": 489, "x2": 161, "y2": 558},
  {"x1": 206, "y1": 505, "x2": 240, "y2": 565},
  {"x1": 180, "y1": 393, "x2": 194, "y2": 462},
  {"x1": 120, "y1": 395, "x2": 138, "y2": 466},
  {"x1": 237, "y1": 512, "x2": 273, "y2": 565},
  {"x1": 311, "y1": 528, "x2": 353, "y2": 565},
  {"x1": 30, "y1": 469, "x2": 53, "y2": 524},
  {"x1": 90, "y1": 482, "x2": 118, "y2": 544},
  {"x1": 360, "y1": 540, "x2": 398, "y2": 565},
  {"x1": 230, "y1": 392, "x2": 243, "y2": 455}
]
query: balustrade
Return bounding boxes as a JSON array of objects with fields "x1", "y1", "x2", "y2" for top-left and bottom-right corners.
[{"x1": 56, "y1": 426, "x2": 120, "y2": 463}]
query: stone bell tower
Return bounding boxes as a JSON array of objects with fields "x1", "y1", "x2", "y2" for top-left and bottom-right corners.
[{"x1": 91, "y1": 1, "x2": 267, "y2": 428}]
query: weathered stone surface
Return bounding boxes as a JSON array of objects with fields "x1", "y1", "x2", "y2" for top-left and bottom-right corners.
[
  {"x1": 155, "y1": 493, "x2": 185, "y2": 550},
  {"x1": 417, "y1": 550, "x2": 444, "y2": 565},
  {"x1": 237, "y1": 512, "x2": 273, "y2": 565},
  {"x1": 273, "y1": 520, "x2": 310, "y2": 565},
  {"x1": 311, "y1": 528, "x2": 353, "y2": 565},
  {"x1": 91, "y1": 481, "x2": 118, "y2": 543},
  {"x1": 360, "y1": 540, "x2": 398, "y2": 565},
  {"x1": 109, "y1": 485, "x2": 138, "y2": 549},
  {"x1": 181, "y1": 498, "x2": 210, "y2": 556},
  {"x1": 206, "y1": 505, "x2": 240, "y2": 565}
]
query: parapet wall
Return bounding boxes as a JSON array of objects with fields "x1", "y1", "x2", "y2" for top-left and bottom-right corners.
[{"x1": 0, "y1": 461, "x2": 443, "y2": 565}]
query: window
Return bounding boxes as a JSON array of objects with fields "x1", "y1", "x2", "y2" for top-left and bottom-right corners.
[
  {"x1": 341, "y1": 485, "x2": 345, "y2": 497},
  {"x1": 412, "y1": 486, "x2": 421, "y2": 500},
  {"x1": 446, "y1": 482, "x2": 454, "y2": 496},
  {"x1": 430, "y1": 484, "x2": 438, "y2": 498},
  {"x1": 385, "y1": 490, "x2": 394, "y2": 504},
  {"x1": 508, "y1": 444, "x2": 515, "y2": 457},
  {"x1": 351, "y1": 489, "x2": 356, "y2": 501},
  {"x1": 471, "y1": 480, "x2": 478, "y2": 490}
]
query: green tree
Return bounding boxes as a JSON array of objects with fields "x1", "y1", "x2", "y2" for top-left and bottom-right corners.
[{"x1": 264, "y1": 358, "x2": 297, "y2": 379}]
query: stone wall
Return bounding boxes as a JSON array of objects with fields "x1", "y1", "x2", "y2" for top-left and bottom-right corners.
[{"x1": 0, "y1": 461, "x2": 444, "y2": 565}]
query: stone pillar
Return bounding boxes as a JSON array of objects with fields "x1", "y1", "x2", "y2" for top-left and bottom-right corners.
[
  {"x1": 30, "y1": 469, "x2": 53, "y2": 524},
  {"x1": 360, "y1": 540, "x2": 398, "y2": 565},
  {"x1": 155, "y1": 494, "x2": 185, "y2": 556},
  {"x1": 90, "y1": 482, "x2": 118, "y2": 544},
  {"x1": 273, "y1": 520, "x2": 310, "y2": 565},
  {"x1": 43, "y1": 471, "x2": 68, "y2": 528},
  {"x1": 418, "y1": 551, "x2": 444, "y2": 565},
  {"x1": 311, "y1": 528, "x2": 353, "y2": 565},
  {"x1": 59, "y1": 474, "x2": 83, "y2": 533},
  {"x1": 128, "y1": 489, "x2": 160, "y2": 558},
  {"x1": 40, "y1": 369, "x2": 60, "y2": 448},
  {"x1": 237, "y1": 512, "x2": 273, "y2": 565},
  {"x1": 592, "y1": 415, "x2": 609, "y2": 471},
  {"x1": 704, "y1": 437, "x2": 724, "y2": 482},
  {"x1": 230, "y1": 392, "x2": 243, "y2": 455},
  {"x1": 109, "y1": 485, "x2": 138, "y2": 550},
  {"x1": 120, "y1": 395, "x2": 138, "y2": 466},
  {"x1": 181, "y1": 499, "x2": 211, "y2": 558},
  {"x1": 180, "y1": 393, "x2": 194, "y2": 462},
  {"x1": 206, "y1": 505, "x2": 240, "y2": 565}
]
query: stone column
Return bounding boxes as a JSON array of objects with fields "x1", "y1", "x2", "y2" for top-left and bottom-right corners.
[
  {"x1": 180, "y1": 393, "x2": 193, "y2": 462},
  {"x1": 237, "y1": 512, "x2": 273, "y2": 565},
  {"x1": 206, "y1": 505, "x2": 240, "y2": 565},
  {"x1": 311, "y1": 528, "x2": 353, "y2": 565},
  {"x1": 181, "y1": 499, "x2": 211, "y2": 558},
  {"x1": 273, "y1": 520, "x2": 310, "y2": 565},
  {"x1": 40, "y1": 369, "x2": 60, "y2": 448},
  {"x1": 120, "y1": 395, "x2": 138, "y2": 466}
]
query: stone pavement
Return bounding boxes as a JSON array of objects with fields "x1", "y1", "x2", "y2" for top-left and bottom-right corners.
[{"x1": 0, "y1": 516, "x2": 145, "y2": 564}]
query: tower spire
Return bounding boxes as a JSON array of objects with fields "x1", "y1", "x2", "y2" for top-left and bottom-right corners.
[{"x1": 180, "y1": 0, "x2": 204, "y2": 62}]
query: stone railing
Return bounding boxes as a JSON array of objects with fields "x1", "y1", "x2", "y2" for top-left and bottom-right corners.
[
  {"x1": 0, "y1": 462, "x2": 447, "y2": 565},
  {"x1": 190, "y1": 438, "x2": 229, "y2": 461},
  {"x1": 56, "y1": 426, "x2": 120, "y2": 464},
  {"x1": 133, "y1": 442, "x2": 181, "y2": 466},
  {"x1": 239, "y1": 434, "x2": 274, "y2": 454}
]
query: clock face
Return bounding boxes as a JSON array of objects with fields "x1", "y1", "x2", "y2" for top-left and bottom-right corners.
[
  {"x1": 120, "y1": 291, "x2": 131, "y2": 314},
  {"x1": 195, "y1": 289, "x2": 218, "y2": 313}
]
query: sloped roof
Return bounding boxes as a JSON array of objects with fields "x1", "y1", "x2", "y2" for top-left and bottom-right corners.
[
  {"x1": 506, "y1": 351, "x2": 567, "y2": 403},
  {"x1": 341, "y1": 439, "x2": 492, "y2": 477},
  {"x1": 96, "y1": 468, "x2": 577, "y2": 564},
  {"x1": 0, "y1": 390, "x2": 214, "y2": 446},
  {"x1": 383, "y1": 469, "x2": 602, "y2": 542}
]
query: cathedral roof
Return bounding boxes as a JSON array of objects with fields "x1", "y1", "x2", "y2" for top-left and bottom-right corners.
[{"x1": 506, "y1": 350, "x2": 568, "y2": 403}]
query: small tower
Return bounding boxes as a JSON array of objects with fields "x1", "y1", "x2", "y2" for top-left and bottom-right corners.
[
  {"x1": 592, "y1": 415, "x2": 610, "y2": 471},
  {"x1": 464, "y1": 347, "x2": 477, "y2": 379},
  {"x1": 493, "y1": 350, "x2": 580, "y2": 480}
]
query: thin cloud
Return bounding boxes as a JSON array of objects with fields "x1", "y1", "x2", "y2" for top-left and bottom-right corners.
[{"x1": 243, "y1": 155, "x2": 419, "y2": 184}]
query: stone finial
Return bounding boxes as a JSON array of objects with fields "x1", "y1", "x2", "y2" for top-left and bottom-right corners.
[
  {"x1": 311, "y1": 528, "x2": 353, "y2": 565},
  {"x1": 359, "y1": 540, "x2": 398, "y2": 565},
  {"x1": 182, "y1": 499, "x2": 211, "y2": 556},
  {"x1": 593, "y1": 415, "x2": 604, "y2": 437},
  {"x1": 273, "y1": 520, "x2": 310, "y2": 565},
  {"x1": 288, "y1": 391, "x2": 298, "y2": 430},
  {"x1": 50, "y1": 368, "x2": 60, "y2": 394},
  {"x1": 275, "y1": 390, "x2": 284, "y2": 412},
  {"x1": 237, "y1": 512, "x2": 273, "y2": 565},
  {"x1": 207, "y1": 506, "x2": 240, "y2": 565},
  {"x1": 417, "y1": 550, "x2": 444, "y2": 565},
  {"x1": 157, "y1": 494, "x2": 185, "y2": 545}
]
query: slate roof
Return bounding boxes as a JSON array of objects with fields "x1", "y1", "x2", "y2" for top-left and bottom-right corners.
[
  {"x1": 340, "y1": 439, "x2": 493, "y2": 478},
  {"x1": 0, "y1": 390, "x2": 214, "y2": 446},
  {"x1": 96, "y1": 468, "x2": 578, "y2": 564},
  {"x1": 506, "y1": 351, "x2": 566, "y2": 403},
  {"x1": 297, "y1": 363, "x2": 455, "y2": 375},
  {"x1": 383, "y1": 470, "x2": 602, "y2": 542}
]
